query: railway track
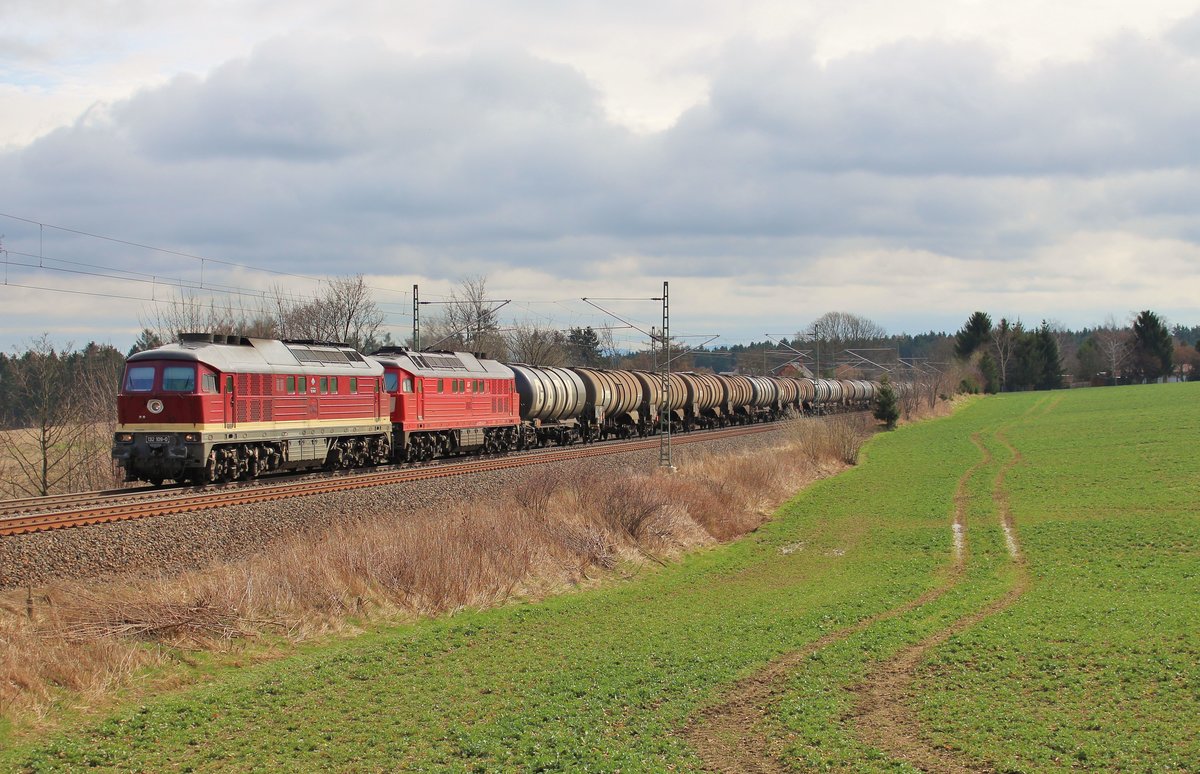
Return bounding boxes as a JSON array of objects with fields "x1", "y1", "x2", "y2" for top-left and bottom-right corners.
[{"x1": 0, "y1": 424, "x2": 781, "y2": 537}]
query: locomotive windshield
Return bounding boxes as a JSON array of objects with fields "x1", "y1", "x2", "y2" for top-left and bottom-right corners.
[
  {"x1": 162, "y1": 366, "x2": 196, "y2": 392},
  {"x1": 384, "y1": 372, "x2": 400, "y2": 392},
  {"x1": 124, "y1": 366, "x2": 155, "y2": 392}
]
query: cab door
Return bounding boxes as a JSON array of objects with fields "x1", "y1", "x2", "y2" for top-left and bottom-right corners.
[{"x1": 224, "y1": 374, "x2": 236, "y2": 429}]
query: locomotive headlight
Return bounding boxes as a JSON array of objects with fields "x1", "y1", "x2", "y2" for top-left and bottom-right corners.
[
  {"x1": 183, "y1": 432, "x2": 200, "y2": 443},
  {"x1": 116, "y1": 433, "x2": 134, "y2": 443}
]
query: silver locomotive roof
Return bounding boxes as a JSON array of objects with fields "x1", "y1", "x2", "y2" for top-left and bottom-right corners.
[
  {"x1": 368, "y1": 348, "x2": 513, "y2": 379},
  {"x1": 128, "y1": 336, "x2": 382, "y2": 376}
]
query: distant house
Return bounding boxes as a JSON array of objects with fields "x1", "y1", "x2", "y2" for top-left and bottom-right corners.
[{"x1": 772, "y1": 361, "x2": 814, "y2": 379}]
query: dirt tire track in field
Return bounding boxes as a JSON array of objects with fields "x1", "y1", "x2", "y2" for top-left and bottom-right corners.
[
  {"x1": 850, "y1": 424, "x2": 1031, "y2": 773},
  {"x1": 682, "y1": 433, "x2": 994, "y2": 772}
]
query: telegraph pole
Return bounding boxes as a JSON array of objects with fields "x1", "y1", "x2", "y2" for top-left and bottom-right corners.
[
  {"x1": 412, "y1": 284, "x2": 420, "y2": 351},
  {"x1": 659, "y1": 281, "x2": 672, "y2": 469}
]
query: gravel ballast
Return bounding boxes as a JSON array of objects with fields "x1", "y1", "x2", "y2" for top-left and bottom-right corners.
[{"x1": 0, "y1": 429, "x2": 790, "y2": 589}]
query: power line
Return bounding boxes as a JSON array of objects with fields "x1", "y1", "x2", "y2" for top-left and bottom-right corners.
[{"x1": 0, "y1": 211, "x2": 413, "y2": 301}]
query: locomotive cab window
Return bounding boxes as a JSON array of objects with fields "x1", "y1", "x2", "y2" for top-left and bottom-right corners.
[
  {"x1": 163, "y1": 366, "x2": 195, "y2": 392},
  {"x1": 202, "y1": 374, "x2": 218, "y2": 394},
  {"x1": 124, "y1": 366, "x2": 155, "y2": 392},
  {"x1": 403, "y1": 378, "x2": 413, "y2": 393}
]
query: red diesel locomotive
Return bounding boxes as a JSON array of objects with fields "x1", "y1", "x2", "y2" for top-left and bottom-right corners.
[
  {"x1": 371, "y1": 347, "x2": 522, "y2": 461},
  {"x1": 113, "y1": 334, "x2": 391, "y2": 484}
]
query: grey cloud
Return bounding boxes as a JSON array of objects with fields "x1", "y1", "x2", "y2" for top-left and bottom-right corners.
[
  {"x1": 670, "y1": 31, "x2": 1200, "y2": 177},
  {"x1": 3, "y1": 26, "x2": 1200, "y2": 292}
]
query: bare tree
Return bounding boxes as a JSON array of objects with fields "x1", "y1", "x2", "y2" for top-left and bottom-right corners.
[
  {"x1": 0, "y1": 336, "x2": 118, "y2": 497},
  {"x1": 274, "y1": 276, "x2": 385, "y2": 350},
  {"x1": 1093, "y1": 318, "x2": 1133, "y2": 383},
  {"x1": 805, "y1": 311, "x2": 888, "y2": 344},
  {"x1": 325, "y1": 275, "x2": 385, "y2": 350},
  {"x1": 142, "y1": 290, "x2": 283, "y2": 344},
  {"x1": 506, "y1": 322, "x2": 567, "y2": 365},
  {"x1": 799, "y1": 311, "x2": 887, "y2": 376},
  {"x1": 426, "y1": 275, "x2": 507, "y2": 357},
  {"x1": 990, "y1": 318, "x2": 1019, "y2": 390}
]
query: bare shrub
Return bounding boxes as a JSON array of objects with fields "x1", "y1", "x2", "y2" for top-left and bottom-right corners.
[
  {"x1": 49, "y1": 591, "x2": 248, "y2": 644},
  {"x1": 787, "y1": 414, "x2": 871, "y2": 466},
  {"x1": 590, "y1": 476, "x2": 671, "y2": 541},
  {"x1": 512, "y1": 468, "x2": 566, "y2": 516}
]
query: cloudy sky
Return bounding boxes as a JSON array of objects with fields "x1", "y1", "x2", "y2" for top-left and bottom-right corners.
[{"x1": 2, "y1": 0, "x2": 1199, "y2": 353}]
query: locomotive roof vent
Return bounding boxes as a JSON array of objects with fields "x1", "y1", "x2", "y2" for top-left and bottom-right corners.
[
  {"x1": 179, "y1": 333, "x2": 251, "y2": 346},
  {"x1": 282, "y1": 338, "x2": 350, "y2": 348}
]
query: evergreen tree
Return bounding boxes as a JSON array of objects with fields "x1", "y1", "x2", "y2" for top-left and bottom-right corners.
[
  {"x1": 127, "y1": 328, "x2": 164, "y2": 356},
  {"x1": 979, "y1": 352, "x2": 1000, "y2": 393},
  {"x1": 1131, "y1": 310, "x2": 1174, "y2": 382},
  {"x1": 873, "y1": 375, "x2": 900, "y2": 430},
  {"x1": 566, "y1": 326, "x2": 603, "y2": 366},
  {"x1": 954, "y1": 311, "x2": 992, "y2": 359},
  {"x1": 1035, "y1": 323, "x2": 1062, "y2": 390}
]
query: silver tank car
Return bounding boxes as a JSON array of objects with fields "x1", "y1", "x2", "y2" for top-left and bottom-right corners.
[
  {"x1": 746, "y1": 376, "x2": 778, "y2": 407},
  {"x1": 571, "y1": 367, "x2": 645, "y2": 438},
  {"x1": 772, "y1": 376, "x2": 799, "y2": 409},
  {"x1": 509, "y1": 365, "x2": 586, "y2": 423}
]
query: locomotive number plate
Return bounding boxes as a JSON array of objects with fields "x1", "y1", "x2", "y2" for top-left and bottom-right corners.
[{"x1": 145, "y1": 435, "x2": 172, "y2": 444}]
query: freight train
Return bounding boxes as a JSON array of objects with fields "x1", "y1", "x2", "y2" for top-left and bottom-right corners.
[{"x1": 112, "y1": 335, "x2": 888, "y2": 486}]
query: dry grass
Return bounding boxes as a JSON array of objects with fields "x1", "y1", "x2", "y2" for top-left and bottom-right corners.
[
  {"x1": 0, "y1": 420, "x2": 874, "y2": 729},
  {"x1": 787, "y1": 412, "x2": 874, "y2": 465}
]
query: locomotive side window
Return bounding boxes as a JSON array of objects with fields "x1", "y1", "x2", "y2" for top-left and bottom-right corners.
[
  {"x1": 438, "y1": 379, "x2": 444, "y2": 393},
  {"x1": 287, "y1": 376, "x2": 296, "y2": 394},
  {"x1": 226, "y1": 375, "x2": 235, "y2": 394},
  {"x1": 124, "y1": 366, "x2": 155, "y2": 392},
  {"x1": 319, "y1": 377, "x2": 328, "y2": 394},
  {"x1": 163, "y1": 366, "x2": 195, "y2": 392},
  {"x1": 330, "y1": 377, "x2": 339, "y2": 394},
  {"x1": 202, "y1": 374, "x2": 218, "y2": 394},
  {"x1": 402, "y1": 378, "x2": 413, "y2": 393}
]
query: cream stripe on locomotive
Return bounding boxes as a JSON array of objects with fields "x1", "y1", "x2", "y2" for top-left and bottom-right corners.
[{"x1": 118, "y1": 418, "x2": 389, "y2": 434}]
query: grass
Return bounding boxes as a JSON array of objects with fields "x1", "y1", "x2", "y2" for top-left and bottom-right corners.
[
  {"x1": 0, "y1": 385, "x2": 1195, "y2": 770},
  {"x1": 912, "y1": 386, "x2": 1199, "y2": 771}
]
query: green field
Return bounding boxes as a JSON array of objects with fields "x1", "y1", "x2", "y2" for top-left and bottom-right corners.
[{"x1": 3, "y1": 384, "x2": 1196, "y2": 771}]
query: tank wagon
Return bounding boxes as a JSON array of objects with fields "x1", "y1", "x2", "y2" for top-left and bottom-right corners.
[{"x1": 115, "y1": 336, "x2": 894, "y2": 485}]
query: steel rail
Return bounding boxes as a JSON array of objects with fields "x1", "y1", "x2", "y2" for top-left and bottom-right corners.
[{"x1": 0, "y1": 424, "x2": 780, "y2": 536}]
